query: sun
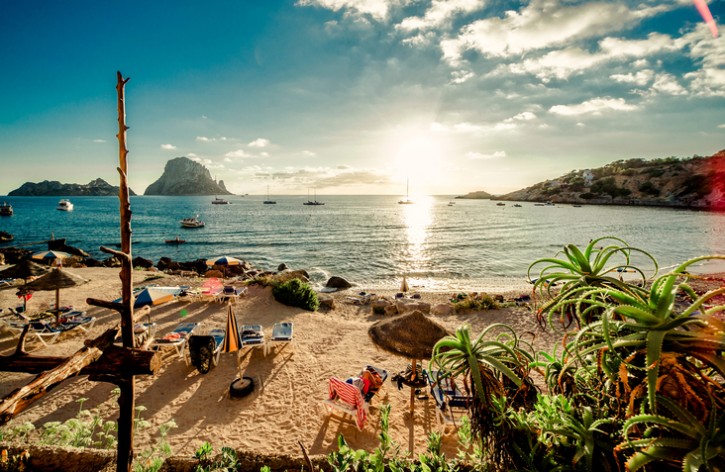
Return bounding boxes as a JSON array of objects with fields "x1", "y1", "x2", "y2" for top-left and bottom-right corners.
[{"x1": 386, "y1": 125, "x2": 445, "y2": 184}]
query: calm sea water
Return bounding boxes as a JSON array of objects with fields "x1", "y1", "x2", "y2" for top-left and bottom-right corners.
[{"x1": 1, "y1": 195, "x2": 725, "y2": 291}]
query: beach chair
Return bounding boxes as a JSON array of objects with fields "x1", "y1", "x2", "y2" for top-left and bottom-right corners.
[
  {"x1": 1, "y1": 318, "x2": 63, "y2": 346},
  {"x1": 241, "y1": 324, "x2": 267, "y2": 355},
  {"x1": 425, "y1": 370, "x2": 473, "y2": 431},
  {"x1": 220, "y1": 286, "x2": 246, "y2": 304},
  {"x1": 151, "y1": 322, "x2": 199, "y2": 365},
  {"x1": 269, "y1": 321, "x2": 293, "y2": 352},
  {"x1": 323, "y1": 377, "x2": 368, "y2": 430},
  {"x1": 58, "y1": 311, "x2": 96, "y2": 332},
  {"x1": 188, "y1": 328, "x2": 226, "y2": 374},
  {"x1": 321, "y1": 364, "x2": 388, "y2": 430}
]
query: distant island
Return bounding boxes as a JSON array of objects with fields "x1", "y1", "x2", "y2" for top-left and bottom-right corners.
[
  {"x1": 8, "y1": 178, "x2": 136, "y2": 197},
  {"x1": 144, "y1": 156, "x2": 233, "y2": 196},
  {"x1": 459, "y1": 149, "x2": 725, "y2": 210}
]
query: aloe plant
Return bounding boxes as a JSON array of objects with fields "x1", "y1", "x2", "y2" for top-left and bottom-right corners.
[
  {"x1": 618, "y1": 395, "x2": 725, "y2": 472},
  {"x1": 528, "y1": 236, "x2": 657, "y2": 327}
]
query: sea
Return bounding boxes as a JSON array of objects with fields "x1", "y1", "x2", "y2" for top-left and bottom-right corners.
[{"x1": 1, "y1": 195, "x2": 725, "y2": 292}]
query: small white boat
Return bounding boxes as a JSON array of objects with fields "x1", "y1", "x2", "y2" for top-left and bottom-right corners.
[
  {"x1": 180, "y1": 215, "x2": 205, "y2": 228},
  {"x1": 398, "y1": 179, "x2": 414, "y2": 205},
  {"x1": 57, "y1": 199, "x2": 74, "y2": 211},
  {"x1": 0, "y1": 202, "x2": 12, "y2": 216},
  {"x1": 212, "y1": 197, "x2": 231, "y2": 204}
]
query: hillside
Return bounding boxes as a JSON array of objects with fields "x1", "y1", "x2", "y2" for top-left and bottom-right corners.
[
  {"x1": 144, "y1": 157, "x2": 232, "y2": 196},
  {"x1": 7, "y1": 178, "x2": 136, "y2": 196},
  {"x1": 456, "y1": 190, "x2": 494, "y2": 199},
  {"x1": 497, "y1": 150, "x2": 725, "y2": 209}
]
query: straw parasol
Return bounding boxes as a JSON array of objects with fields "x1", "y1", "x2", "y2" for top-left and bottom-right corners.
[
  {"x1": 400, "y1": 274, "x2": 409, "y2": 293},
  {"x1": 22, "y1": 268, "x2": 89, "y2": 323},
  {"x1": 368, "y1": 310, "x2": 450, "y2": 414},
  {"x1": 0, "y1": 260, "x2": 49, "y2": 313}
]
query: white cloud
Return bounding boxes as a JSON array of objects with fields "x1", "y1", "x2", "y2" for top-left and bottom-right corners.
[
  {"x1": 610, "y1": 70, "x2": 654, "y2": 86},
  {"x1": 160, "y1": 143, "x2": 177, "y2": 150},
  {"x1": 397, "y1": 0, "x2": 483, "y2": 32},
  {"x1": 549, "y1": 97, "x2": 637, "y2": 116},
  {"x1": 718, "y1": 124, "x2": 725, "y2": 129},
  {"x1": 295, "y1": 0, "x2": 394, "y2": 21},
  {"x1": 303, "y1": 150, "x2": 317, "y2": 157},
  {"x1": 196, "y1": 136, "x2": 211, "y2": 142},
  {"x1": 678, "y1": 24, "x2": 725, "y2": 96},
  {"x1": 248, "y1": 138, "x2": 270, "y2": 148},
  {"x1": 441, "y1": 1, "x2": 638, "y2": 66},
  {"x1": 450, "y1": 69, "x2": 474, "y2": 84},
  {"x1": 189, "y1": 156, "x2": 213, "y2": 166},
  {"x1": 467, "y1": 150, "x2": 506, "y2": 160},
  {"x1": 505, "y1": 112, "x2": 537, "y2": 122},
  {"x1": 650, "y1": 73, "x2": 687, "y2": 95},
  {"x1": 225, "y1": 149, "x2": 253, "y2": 158},
  {"x1": 599, "y1": 33, "x2": 677, "y2": 58},
  {"x1": 92, "y1": 139, "x2": 106, "y2": 143}
]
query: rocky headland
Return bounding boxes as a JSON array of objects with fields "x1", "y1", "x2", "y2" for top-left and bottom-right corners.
[
  {"x1": 144, "y1": 156, "x2": 232, "y2": 196},
  {"x1": 461, "y1": 150, "x2": 725, "y2": 210},
  {"x1": 7, "y1": 178, "x2": 135, "y2": 197}
]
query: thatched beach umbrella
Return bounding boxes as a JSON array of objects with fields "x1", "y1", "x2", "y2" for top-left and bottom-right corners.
[
  {"x1": 31, "y1": 250, "x2": 72, "y2": 267},
  {"x1": 22, "y1": 268, "x2": 88, "y2": 323},
  {"x1": 368, "y1": 310, "x2": 450, "y2": 415},
  {"x1": 0, "y1": 259, "x2": 49, "y2": 313}
]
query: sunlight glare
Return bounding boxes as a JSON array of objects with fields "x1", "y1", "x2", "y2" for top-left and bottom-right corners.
[
  {"x1": 387, "y1": 125, "x2": 445, "y2": 187},
  {"x1": 401, "y1": 196, "x2": 433, "y2": 274}
]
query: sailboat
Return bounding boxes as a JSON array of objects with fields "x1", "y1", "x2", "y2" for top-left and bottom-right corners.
[
  {"x1": 398, "y1": 179, "x2": 414, "y2": 204},
  {"x1": 303, "y1": 188, "x2": 325, "y2": 205},
  {"x1": 263, "y1": 186, "x2": 276, "y2": 204}
]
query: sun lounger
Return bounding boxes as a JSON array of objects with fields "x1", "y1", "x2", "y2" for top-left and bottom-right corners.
[
  {"x1": 220, "y1": 286, "x2": 246, "y2": 304},
  {"x1": 321, "y1": 364, "x2": 388, "y2": 430},
  {"x1": 242, "y1": 324, "x2": 267, "y2": 355},
  {"x1": 269, "y1": 321, "x2": 293, "y2": 352},
  {"x1": 425, "y1": 370, "x2": 472, "y2": 430},
  {"x1": 58, "y1": 311, "x2": 96, "y2": 332},
  {"x1": 151, "y1": 322, "x2": 199, "y2": 364},
  {"x1": 188, "y1": 328, "x2": 226, "y2": 374},
  {"x1": 1, "y1": 319, "x2": 62, "y2": 346}
]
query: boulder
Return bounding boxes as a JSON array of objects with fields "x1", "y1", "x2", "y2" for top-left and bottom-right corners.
[
  {"x1": 277, "y1": 263, "x2": 288, "y2": 272},
  {"x1": 48, "y1": 239, "x2": 89, "y2": 257},
  {"x1": 205, "y1": 269, "x2": 224, "y2": 278},
  {"x1": 0, "y1": 252, "x2": 4, "y2": 265},
  {"x1": 371, "y1": 299, "x2": 394, "y2": 315},
  {"x1": 384, "y1": 305, "x2": 399, "y2": 316},
  {"x1": 396, "y1": 299, "x2": 431, "y2": 314},
  {"x1": 326, "y1": 276, "x2": 352, "y2": 290},
  {"x1": 0, "y1": 248, "x2": 32, "y2": 264},
  {"x1": 132, "y1": 256, "x2": 154, "y2": 269},
  {"x1": 0, "y1": 231, "x2": 13, "y2": 242},
  {"x1": 318, "y1": 294, "x2": 335, "y2": 310},
  {"x1": 275, "y1": 270, "x2": 310, "y2": 284},
  {"x1": 431, "y1": 303, "x2": 454, "y2": 316},
  {"x1": 157, "y1": 257, "x2": 180, "y2": 271}
]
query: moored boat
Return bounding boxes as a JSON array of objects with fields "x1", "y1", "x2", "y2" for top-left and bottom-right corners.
[
  {"x1": 165, "y1": 236, "x2": 186, "y2": 244},
  {"x1": 212, "y1": 197, "x2": 231, "y2": 204},
  {"x1": 0, "y1": 202, "x2": 12, "y2": 216},
  {"x1": 57, "y1": 199, "x2": 74, "y2": 211},
  {"x1": 180, "y1": 216, "x2": 205, "y2": 228}
]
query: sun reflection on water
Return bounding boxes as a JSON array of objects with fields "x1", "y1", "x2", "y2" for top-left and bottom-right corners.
[{"x1": 401, "y1": 196, "x2": 434, "y2": 279}]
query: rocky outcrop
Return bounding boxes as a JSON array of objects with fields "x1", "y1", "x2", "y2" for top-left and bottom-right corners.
[
  {"x1": 144, "y1": 157, "x2": 233, "y2": 196},
  {"x1": 456, "y1": 190, "x2": 494, "y2": 199},
  {"x1": 8, "y1": 178, "x2": 136, "y2": 197}
]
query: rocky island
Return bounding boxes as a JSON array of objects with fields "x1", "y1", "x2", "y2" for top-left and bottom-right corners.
[
  {"x1": 8, "y1": 178, "x2": 136, "y2": 197},
  {"x1": 144, "y1": 156, "x2": 233, "y2": 196}
]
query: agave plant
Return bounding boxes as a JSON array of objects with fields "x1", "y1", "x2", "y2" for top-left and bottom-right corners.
[
  {"x1": 618, "y1": 395, "x2": 725, "y2": 472},
  {"x1": 528, "y1": 236, "x2": 657, "y2": 328}
]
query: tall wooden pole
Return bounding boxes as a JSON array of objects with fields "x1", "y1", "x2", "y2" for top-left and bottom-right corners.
[{"x1": 115, "y1": 70, "x2": 135, "y2": 472}]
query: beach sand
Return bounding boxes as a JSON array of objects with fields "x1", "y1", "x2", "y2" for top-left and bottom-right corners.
[{"x1": 0, "y1": 267, "x2": 569, "y2": 458}]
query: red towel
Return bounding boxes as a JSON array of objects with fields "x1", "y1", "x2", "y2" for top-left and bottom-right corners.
[{"x1": 328, "y1": 377, "x2": 366, "y2": 429}]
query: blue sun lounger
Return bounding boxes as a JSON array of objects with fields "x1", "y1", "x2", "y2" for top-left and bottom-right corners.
[
  {"x1": 242, "y1": 324, "x2": 267, "y2": 355},
  {"x1": 269, "y1": 321, "x2": 294, "y2": 353}
]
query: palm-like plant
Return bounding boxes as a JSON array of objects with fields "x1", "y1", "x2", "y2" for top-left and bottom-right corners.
[
  {"x1": 430, "y1": 324, "x2": 536, "y2": 468},
  {"x1": 618, "y1": 395, "x2": 725, "y2": 472},
  {"x1": 528, "y1": 236, "x2": 657, "y2": 328}
]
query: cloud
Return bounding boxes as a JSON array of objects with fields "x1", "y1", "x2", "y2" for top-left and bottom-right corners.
[
  {"x1": 610, "y1": 70, "x2": 655, "y2": 86},
  {"x1": 303, "y1": 150, "x2": 317, "y2": 157},
  {"x1": 225, "y1": 149, "x2": 253, "y2": 158},
  {"x1": 441, "y1": 1, "x2": 640, "y2": 66},
  {"x1": 248, "y1": 138, "x2": 270, "y2": 148},
  {"x1": 295, "y1": 0, "x2": 394, "y2": 21},
  {"x1": 467, "y1": 150, "x2": 505, "y2": 160},
  {"x1": 92, "y1": 139, "x2": 107, "y2": 143},
  {"x1": 189, "y1": 156, "x2": 213, "y2": 166},
  {"x1": 161, "y1": 143, "x2": 177, "y2": 150},
  {"x1": 549, "y1": 97, "x2": 637, "y2": 116},
  {"x1": 450, "y1": 69, "x2": 474, "y2": 84},
  {"x1": 678, "y1": 25, "x2": 725, "y2": 97},
  {"x1": 718, "y1": 124, "x2": 725, "y2": 129},
  {"x1": 505, "y1": 111, "x2": 537, "y2": 122},
  {"x1": 196, "y1": 136, "x2": 211, "y2": 142},
  {"x1": 397, "y1": 0, "x2": 483, "y2": 32},
  {"x1": 650, "y1": 73, "x2": 687, "y2": 95}
]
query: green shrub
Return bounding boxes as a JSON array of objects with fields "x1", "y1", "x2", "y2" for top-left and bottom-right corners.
[
  {"x1": 638, "y1": 180, "x2": 660, "y2": 196},
  {"x1": 272, "y1": 278, "x2": 319, "y2": 311}
]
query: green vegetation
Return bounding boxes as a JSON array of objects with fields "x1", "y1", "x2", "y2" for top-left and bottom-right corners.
[
  {"x1": 638, "y1": 180, "x2": 660, "y2": 196},
  {"x1": 450, "y1": 292, "x2": 502, "y2": 312},
  {"x1": 272, "y1": 278, "x2": 320, "y2": 311}
]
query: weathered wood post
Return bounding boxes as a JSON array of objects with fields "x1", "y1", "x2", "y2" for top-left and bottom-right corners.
[{"x1": 113, "y1": 70, "x2": 135, "y2": 472}]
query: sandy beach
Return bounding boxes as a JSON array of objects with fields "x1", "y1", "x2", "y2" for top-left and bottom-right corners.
[{"x1": 0, "y1": 266, "x2": 563, "y2": 460}]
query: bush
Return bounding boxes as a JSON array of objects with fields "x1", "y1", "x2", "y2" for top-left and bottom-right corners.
[
  {"x1": 272, "y1": 278, "x2": 319, "y2": 311},
  {"x1": 638, "y1": 180, "x2": 660, "y2": 196}
]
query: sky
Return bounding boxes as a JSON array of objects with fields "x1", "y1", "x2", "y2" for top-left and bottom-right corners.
[{"x1": 0, "y1": 0, "x2": 723, "y2": 197}]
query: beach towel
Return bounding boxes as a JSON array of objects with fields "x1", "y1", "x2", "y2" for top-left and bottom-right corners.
[{"x1": 328, "y1": 377, "x2": 366, "y2": 429}]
